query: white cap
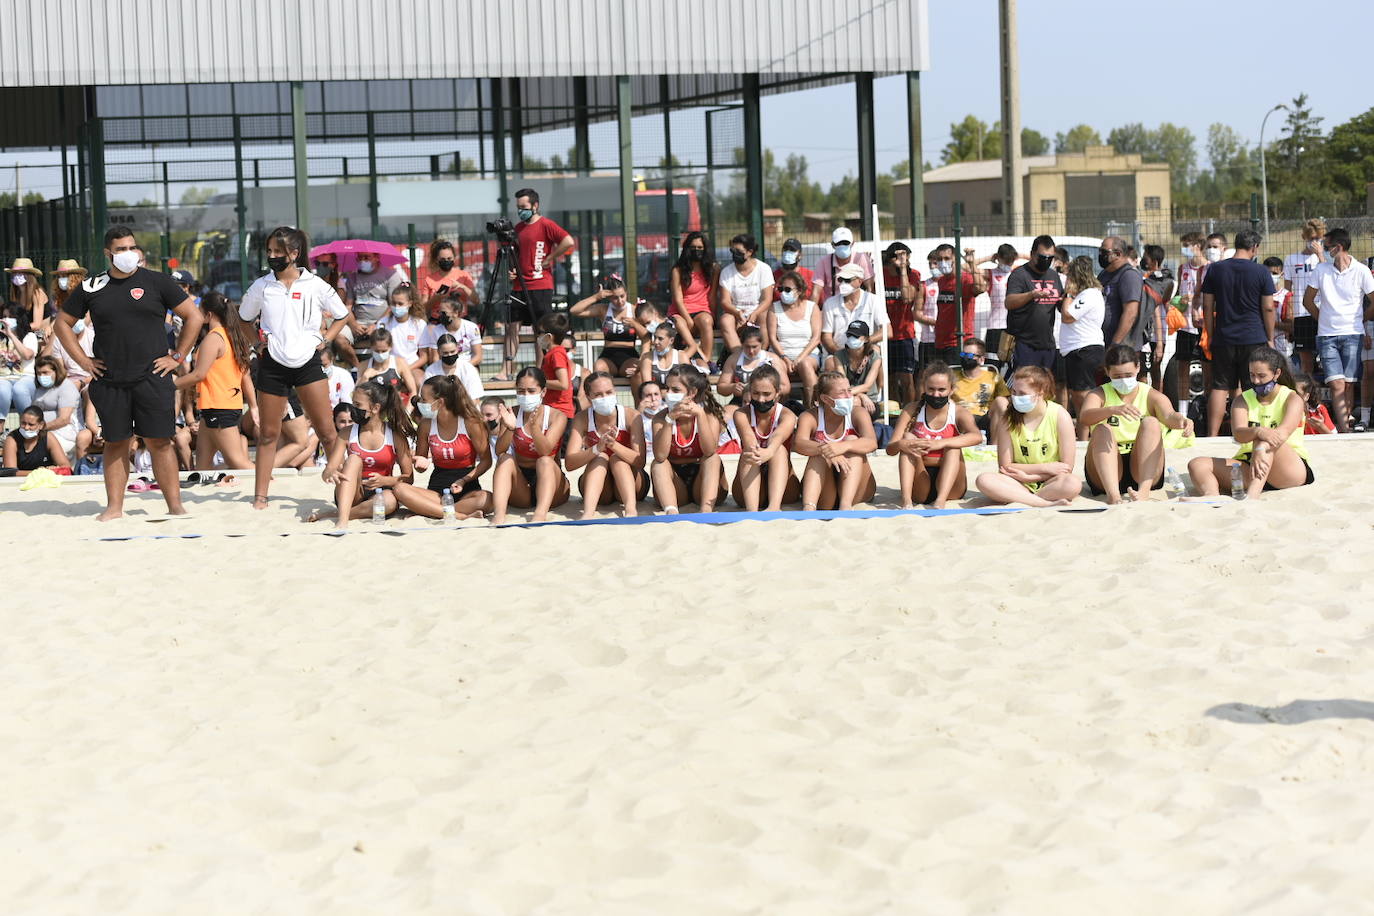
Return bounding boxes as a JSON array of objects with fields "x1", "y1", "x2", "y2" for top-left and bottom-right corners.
[{"x1": 832, "y1": 227, "x2": 854, "y2": 245}]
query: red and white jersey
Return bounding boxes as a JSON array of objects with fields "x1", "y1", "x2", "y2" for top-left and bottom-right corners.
[
  {"x1": 909, "y1": 404, "x2": 957, "y2": 441},
  {"x1": 428, "y1": 416, "x2": 476, "y2": 469},
  {"x1": 811, "y1": 406, "x2": 857, "y2": 443},
  {"x1": 668, "y1": 418, "x2": 705, "y2": 460},
  {"x1": 585, "y1": 405, "x2": 633, "y2": 449},
  {"x1": 348, "y1": 426, "x2": 397, "y2": 474},
  {"x1": 985, "y1": 263, "x2": 1012, "y2": 331}
]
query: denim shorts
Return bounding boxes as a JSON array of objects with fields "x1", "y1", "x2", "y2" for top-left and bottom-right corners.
[{"x1": 1316, "y1": 334, "x2": 1363, "y2": 382}]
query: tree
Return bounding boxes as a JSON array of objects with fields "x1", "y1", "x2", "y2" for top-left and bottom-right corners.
[
  {"x1": 178, "y1": 186, "x2": 218, "y2": 206},
  {"x1": 1322, "y1": 106, "x2": 1374, "y2": 200},
  {"x1": 1105, "y1": 122, "x2": 1196, "y2": 190},
  {"x1": 942, "y1": 116, "x2": 1052, "y2": 163},
  {"x1": 0, "y1": 191, "x2": 44, "y2": 208},
  {"x1": 1055, "y1": 124, "x2": 1102, "y2": 153},
  {"x1": 1021, "y1": 128, "x2": 1050, "y2": 157},
  {"x1": 1276, "y1": 93, "x2": 1324, "y2": 172}
]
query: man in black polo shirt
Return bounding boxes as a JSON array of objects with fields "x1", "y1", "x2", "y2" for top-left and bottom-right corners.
[
  {"x1": 1004, "y1": 235, "x2": 1064, "y2": 371},
  {"x1": 54, "y1": 227, "x2": 202, "y2": 521}
]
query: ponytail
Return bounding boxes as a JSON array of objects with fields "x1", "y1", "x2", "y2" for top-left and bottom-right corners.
[{"x1": 357, "y1": 379, "x2": 416, "y2": 441}]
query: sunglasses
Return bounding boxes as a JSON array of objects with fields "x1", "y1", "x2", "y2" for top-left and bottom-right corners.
[
  {"x1": 959, "y1": 352, "x2": 983, "y2": 360},
  {"x1": 778, "y1": 286, "x2": 797, "y2": 293}
]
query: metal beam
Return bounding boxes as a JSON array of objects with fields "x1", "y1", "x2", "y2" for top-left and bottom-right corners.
[
  {"x1": 742, "y1": 74, "x2": 764, "y2": 246},
  {"x1": 998, "y1": 0, "x2": 1022, "y2": 235},
  {"x1": 291, "y1": 80, "x2": 308, "y2": 232},
  {"x1": 233, "y1": 113, "x2": 248, "y2": 292},
  {"x1": 906, "y1": 71, "x2": 924, "y2": 237},
  {"x1": 573, "y1": 76, "x2": 594, "y2": 293},
  {"x1": 367, "y1": 110, "x2": 379, "y2": 236},
  {"x1": 617, "y1": 75, "x2": 637, "y2": 299},
  {"x1": 491, "y1": 78, "x2": 508, "y2": 216},
  {"x1": 89, "y1": 118, "x2": 106, "y2": 257},
  {"x1": 856, "y1": 72, "x2": 877, "y2": 241}
]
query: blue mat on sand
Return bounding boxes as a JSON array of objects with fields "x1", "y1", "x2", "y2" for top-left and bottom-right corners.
[{"x1": 497, "y1": 506, "x2": 1026, "y2": 528}]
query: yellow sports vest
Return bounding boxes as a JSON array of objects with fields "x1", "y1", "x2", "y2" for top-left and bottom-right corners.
[
  {"x1": 1234, "y1": 386, "x2": 1308, "y2": 461},
  {"x1": 1097, "y1": 382, "x2": 1152, "y2": 454},
  {"x1": 1010, "y1": 402, "x2": 1063, "y2": 466}
]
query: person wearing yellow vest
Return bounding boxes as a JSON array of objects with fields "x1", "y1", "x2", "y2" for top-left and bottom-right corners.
[
  {"x1": 1187, "y1": 346, "x2": 1313, "y2": 498},
  {"x1": 1079, "y1": 343, "x2": 1195, "y2": 504},
  {"x1": 974, "y1": 365, "x2": 1081, "y2": 507},
  {"x1": 174, "y1": 292, "x2": 257, "y2": 470}
]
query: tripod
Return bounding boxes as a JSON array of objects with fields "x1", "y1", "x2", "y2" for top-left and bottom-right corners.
[{"x1": 480, "y1": 242, "x2": 529, "y2": 377}]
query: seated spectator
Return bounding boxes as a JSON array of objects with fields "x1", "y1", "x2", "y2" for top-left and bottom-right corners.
[
  {"x1": 794, "y1": 370, "x2": 878, "y2": 511},
  {"x1": 320, "y1": 344, "x2": 356, "y2": 408},
  {"x1": 1294, "y1": 372, "x2": 1336, "y2": 434},
  {"x1": 1079, "y1": 344, "x2": 1194, "y2": 504},
  {"x1": 424, "y1": 333, "x2": 485, "y2": 403},
  {"x1": 570, "y1": 275, "x2": 643, "y2": 380},
  {"x1": 650, "y1": 364, "x2": 726, "y2": 514},
  {"x1": 641, "y1": 322, "x2": 688, "y2": 392},
  {"x1": 824, "y1": 320, "x2": 883, "y2": 416},
  {"x1": 887, "y1": 362, "x2": 981, "y2": 509},
  {"x1": 380, "y1": 284, "x2": 429, "y2": 391},
  {"x1": 1188, "y1": 347, "x2": 1313, "y2": 499},
  {"x1": 315, "y1": 380, "x2": 414, "y2": 528},
  {"x1": 359, "y1": 327, "x2": 418, "y2": 401},
  {"x1": 731, "y1": 364, "x2": 800, "y2": 511},
  {"x1": 767, "y1": 268, "x2": 823, "y2": 407},
  {"x1": 637, "y1": 299, "x2": 704, "y2": 366},
  {"x1": 669, "y1": 231, "x2": 719, "y2": 370},
  {"x1": 821, "y1": 263, "x2": 888, "y2": 356},
  {"x1": 565, "y1": 371, "x2": 647, "y2": 519},
  {"x1": 420, "y1": 296, "x2": 482, "y2": 369},
  {"x1": 31, "y1": 355, "x2": 92, "y2": 462},
  {"x1": 490, "y1": 366, "x2": 570, "y2": 524},
  {"x1": 479, "y1": 395, "x2": 504, "y2": 467},
  {"x1": 974, "y1": 366, "x2": 1081, "y2": 507},
  {"x1": 636, "y1": 379, "x2": 664, "y2": 445},
  {"x1": 719, "y1": 325, "x2": 786, "y2": 405},
  {"x1": 393, "y1": 374, "x2": 493, "y2": 520},
  {"x1": 2, "y1": 406, "x2": 69, "y2": 476},
  {"x1": 951, "y1": 337, "x2": 1009, "y2": 434},
  {"x1": 418, "y1": 238, "x2": 476, "y2": 308}
]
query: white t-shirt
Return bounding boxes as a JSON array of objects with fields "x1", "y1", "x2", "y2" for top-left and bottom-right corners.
[
  {"x1": 921, "y1": 278, "x2": 939, "y2": 344},
  {"x1": 1058, "y1": 288, "x2": 1105, "y2": 354},
  {"x1": 324, "y1": 364, "x2": 355, "y2": 407},
  {"x1": 1309, "y1": 260, "x2": 1374, "y2": 337},
  {"x1": 424, "y1": 355, "x2": 485, "y2": 402},
  {"x1": 380, "y1": 315, "x2": 427, "y2": 364},
  {"x1": 986, "y1": 263, "x2": 1013, "y2": 331},
  {"x1": 718, "y1": 261, "x2": 775, "y2": 321},
  {"x1": 822, "y1": 290, "x2": 889, "y2": 340},
  {"x1": 1283, "y1": 251, "x2": 1320, "y2": 319},
  {"x1": 240, "y1": 270, "x2": 349, "y2": 368},
  {"x1": 419, "y1": 318, "x2": 482, "y2": 358}
]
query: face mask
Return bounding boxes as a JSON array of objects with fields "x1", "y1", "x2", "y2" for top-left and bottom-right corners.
[
  {"x1": 1325, "y1": 245, "x2": 1341, "y2": 261},
  {"x1": 372, "y1": 350, "x2": 390, "y2": 363},
  {"x1": 640, "y1": 403, "x2": 662, "y2": 417},
  {"x1": 664, "y1": 391, "x2": 685, "y2": 407},
  {"x1": 687, "y1": 248, "x2": 704, "y2": 262},
  {"x1": 516, "y1": 392, "x2": 543, "y2": 412},
  {"x1": 592, "y1": 394, "x2": 618, "y2": 416},
  {"x1": 11, "y1": 275, "x2": 27, "y2": 287},
  {"x1": 3, "y1": 318, "x2": 16, "y2": 331},
  {"x1": 357, "y1": 260, "x2": 376, "y2": 274},
  {"x1": 111, "y1": 250, "x2": 140, "y2": 273},
  {"x1": 960, "y1": 357, "x2": 981, "y2": 373},
  {"x1": 845, "y1": 336, "x2": 865, "y2": 350},
  {"x1": 1205, "y1": 248, "x2": 1222, "y2": 263},
  {"x1": 348, "y1": 405, "x2": 370, "y2": 425},
  {"x1": 267, "y1": 255, "x2": 290, "y2": 273},
  {"x1": 1181, "y1": 247, "x2": 1194, "y2": 260},
  {"x1": 654, "y1": 344, "x2": 671, "y2": 357},
  {"x1": 830, "y1": 397, "x2": 854, "y2": 416},
  {"x1": 781, "y1": 250, "x2": 799, "y2": 265},
  {"x1": 1098, "y1": 251, "x2": 1114, "y2": 270},
  {"x1": 645, "y1": 320, "x2": 661, "y2": 335},
  {"x1": 922, "y1": 393, "x2": 949, "y2": 409},
  {"x1": 780, "y1": 290, "x2": 798, "y2": 306},
  {"x1": 417, "y1": 401, "x2": 438, "y2": 419},
  {"x1": 36, "y1": 375, "x2": 54, "y2": 389},
  {"x1": 1252, "y1": 379, "x2": 1277, "y2": 397},
  {"x1": 731, "y1": 249, "x2": 748, "y2": 265},
  {"x1": 18, "y1": 427, "x2": 38, "y2": 439},
  {"x1": 936, "y1": 262, "x2": 953, "y2": 277},
  {"x1": 750, "y1": 398, "x2": 776, "y2": 414},
  {"x1": 1110, "y1": 376, "x2": 1139, "y2": 395},
  {"x1": 436, "y1": 258, "x2": 455, "y2": 272},
  {"x1": 440, "y1": 353, "x2": 460, "y2": 366},
  {"x1": 73, "y1": 320, "x2": 86, "y2": 335},
  {"x1": 57, "y1": 277, "x2": 70, "y2": 291},
  {"x1": 486, "y1": 418, "x2": 499, "y2": 430},
  {"x1": 1270, "y1": 274, "x2": 1284, "y2": 287},
  {"x1": 838, "y1": 282, "x2": 855, "y2": 297},
  {"x1": 834, "y1": 244, "x2": 852, "y2": 259},
  {"x1": 1011, "y1": 393, "x2": 1038, "y2": 413},
  {"x1": 1034, "y1": 253, "x2": 1054, "y2": 272},
  {"x1": 517, "y1": 208, "x2": 535, "y2": 222},
  {"x1": 315, "y1": 264, "x2": 333, "y2": 276}
]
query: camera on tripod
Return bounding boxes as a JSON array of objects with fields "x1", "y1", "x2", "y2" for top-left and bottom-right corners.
[{"x1": 486, "y1": 218, "x2": 517, "y2": 246}]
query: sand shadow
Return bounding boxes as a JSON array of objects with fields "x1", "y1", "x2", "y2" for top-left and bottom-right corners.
[{"x1": 1205, "y1": 699, "x2": 1374, "y2": 725}]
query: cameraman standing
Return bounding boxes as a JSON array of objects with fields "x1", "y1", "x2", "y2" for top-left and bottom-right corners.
[{"x1": 498, "y1": 188, "x2": 573, "y2": 380}]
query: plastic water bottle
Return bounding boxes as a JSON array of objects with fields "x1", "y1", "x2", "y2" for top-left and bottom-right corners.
[
  {"x1": 1164, "y1": 466, "x2": 1185, "y2": 499},
  {"x1": 1229, "y1": 462, "x2": 1246, "y2": 500},
  {"x1": 372, "y1": 489, "x2": 387, "y2": 523},
  {"x1": 441, "y1": 491, "x2": 456, "y2": 523}
]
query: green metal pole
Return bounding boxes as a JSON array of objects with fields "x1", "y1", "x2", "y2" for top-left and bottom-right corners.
[
  {"x1": 234, "y1": 114, "x2": 249, "y2": 293},
  {"x1": 856, "y1": 72, "x2": 877, "y2": 242},
  {"x1": 617, "y1": 75, "x2": 637, "y2": 300},
  {"x1": 742, "y1": 74, "x2": 764, "y2": 245},
  {"x1": 906, "y1": 71, "x2": 924, "y2": 237},
  {"x1": 90, "y1": 118, "x2": 107, "y2": 259},
  {"x1": 161, "y1": 232, "x2": 172, "y2": 272},
  {"x1": 704, "y1": 110, "x2": 717, "y2": 245},
  {"x1": 491, "y1": 79, "x2": 508, "y2": 216},
  {"x1": 573, "y1": 76, "x2": 594, "y2": 293},
  {"x1": 661, "y1": 75, "x2": 678, "y2": 261},
  {"x1": 76, "y1": 122, "x2": 89, "y2": 266},
  {"x1": 291, "y1": 80, "x2": 308, "y2": 232},
  {"x1": 367, "y1": 111, "x2": 379, "y2": 237},
  {"x1": 407, "y1": 223, "x2": 417, "y2": 284},
  {"x1": 954, "y1": 203, "x2": 964, "y2": 345},
  {"x1": 1250, "y1": 192, "x2": 1260, "y2": 234}
]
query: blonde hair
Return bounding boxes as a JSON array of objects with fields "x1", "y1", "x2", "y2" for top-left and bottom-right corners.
[
  {"x1": 1302, "y1": 218, "x2": 1327, "y2": 239},
  {"x1": 1006, "y1": 366, "x2": 1055, "y2": 431}
]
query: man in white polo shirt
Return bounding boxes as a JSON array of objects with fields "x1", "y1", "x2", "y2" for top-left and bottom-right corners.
[
  {"x1": 820, "y1": 262, "x2": 888, "y2": 355},
  {"x1": 1302, "y1": 227, "x2": 1374, "y2": 433}
]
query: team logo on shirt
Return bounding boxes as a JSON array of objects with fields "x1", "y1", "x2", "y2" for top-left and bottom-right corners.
[
  {"x1": 292, "y1": 292, "x2": 302, "y2": 299},
  {"x1": 130, "y1": 288, "x2": 145, "y2": 300}
]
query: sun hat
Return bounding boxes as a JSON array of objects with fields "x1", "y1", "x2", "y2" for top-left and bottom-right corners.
[
  {"x1": 6, "y1": 257, "x2": 42, "y2": 276},
  {"x1": 53, "y1": 259, "x2": 87, "y2": 276}
]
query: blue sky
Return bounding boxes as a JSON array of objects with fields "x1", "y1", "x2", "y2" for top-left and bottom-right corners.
[{"x1": 763, "y1": 0, "x2": 1372, "y2": 187}]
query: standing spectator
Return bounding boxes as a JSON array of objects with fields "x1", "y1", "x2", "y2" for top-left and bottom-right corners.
[
  {"x1": 813, "y1": 226, "x2": 874, "y2": 303},
  {"x1": 982, "y1": 243, "x2": 1018, "y2": 354},
  {"x1": 921, "y1": 250, "x2": 941, "y2": 370},
  {"x1": 772, "y1": 237, "x2": 814, "y2": 306},
  {"x1": 1058, "y1": 255, "x2": 1107, "y2": 422},
  {"x1": 881, "y1": 241, "x2": 924, "y2": 406},
  {"x1": 1174, "y1": 232, "x2": 1206, "y2": 408},
  {"x1": 1097, "y1": 236, "x2": 1145, "y2": 351},
  {"x1": 1284, "y1": 218, "x2": 1327, "y2": 376},
  {"x1": 1303, "y1": 227, "x2": 1374, "y2": 433},
  {"x1": 1004, "y1": 235, "x2": 1063, "y2": 374},
  {"x1": 54, "y1": 226, "x2": 202, "y2": 520},
  {"x1": 1139, "y1": 245, "x2": 1176, "y2": 389},
  {"x1": 501, "y1": 188, "x2": 574, "y2": 380},
  {"x1": 820, "y1": 263, "x2": 888, "y2": 355},
  {"x1": 1363, "y1": 308, "x2": 1374, "y2": 431},
  {"x1": 1202, "y1": 230, "x2": 1275, "y2": 437},
  {"x1": 717, "y1": 233, "x2": 775, "y2": 353},
  {"x1": 418, "y1": 239, "x2": 476, "y2": 309},
  {"x1": 1265, "y1": 257, "x2": 1295, "y2": 364},
  {"x1": 536, "y1": 314, "x2": 577, "y2": 420},
  {"x1": 930, "y1": 244, "x2": 986, "y2": 363}
]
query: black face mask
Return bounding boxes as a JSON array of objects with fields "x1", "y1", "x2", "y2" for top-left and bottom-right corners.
[
  {"x1": 1034, "y1": 253, "x2": 1054, "y2": 272},
  {"x1": 348, "y1": 405, "x2": 369, "y2": 425},
  {"x1": 1098, "y1": 251, "x2": 1114, "y2": 270},
  {"x1": 687, "y1": 248, "x2": 704, "y2": 262},
  {"x1": 436, "y1": 258, "x2": 455, "y2": 271},
  {"x1": 750, "y1": 399, "x2": 776, "y2": 414},
  {"x1": 486, "y1": 419, "x2": 499, "y2": 430},
  {"x1": 440, "y1": 353, "x2": 460, "y2": 366},
  {"x1": 922, "y1": 393, "x2": 950, "y2": 409},
  {"x1": 731, "y1": 250, "x2": 748, "y2": 265},
  {"x1": 267, "y1": 255, "x2": 290, "y2": 273},
  {"x1": 960, "y1": 357, "x2": 981, "y2": 373}
]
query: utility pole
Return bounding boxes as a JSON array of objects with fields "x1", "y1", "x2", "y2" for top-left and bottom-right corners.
[{"x1": 998, "y1": 0, "x2": 1023, "y2": 235}]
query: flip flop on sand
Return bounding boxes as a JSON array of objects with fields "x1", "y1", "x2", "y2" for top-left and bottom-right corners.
[
  {"x1": 127, "y1": 477, "x2": 160, "y2": 493},
  {"x1": 215, "y1": 474, "x2": 238, "y2": 488}
]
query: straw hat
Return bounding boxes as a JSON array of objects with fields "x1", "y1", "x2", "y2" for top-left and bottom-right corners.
[
  {"x1": 53, "y1": 258, "x2": 87, "y2": 277},
  {"x1": 6, "y1": 257, "x2": 42, "y2": 276}
]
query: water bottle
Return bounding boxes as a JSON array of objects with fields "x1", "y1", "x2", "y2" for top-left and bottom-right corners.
[
  {"x1": 372, "y1": 489, "x2": 387, "y2": 523},
  {"x1": 441, "y1": 490, "x2": 456, "y2": 523},
  {"x1": 1229, "y1": 462, "x2": 1246, "y2": 500},
  {"x1": 1164, "y1": 465, "x2": 1185, "y2": 499}
]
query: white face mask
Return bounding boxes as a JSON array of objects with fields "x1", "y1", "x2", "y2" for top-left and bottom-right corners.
[
  {"x1": 57, "y1": 276, "x2": 71, "y2": 291},
  {"x1": 391, "y1": 305, "x2": 409, "y2": 320},
  {"x1": 1011, "y1": 393, "x2": 1038, "y2": 413},
  {"x1": 2, "y1": 317, "x2": 16, "y2": 331},
  {"x1": 111, "y1": 250, "x2": 140, "y2": 273},
  {"x1": 645, "y1": 320, "x2": 661, "y2": 335},
  {"x1": 1181, "y1": 247, "x2": 1194, "y2": 260},
  {"x1": 11, "y1": 274, "x2": 27, "y2": 287},
  {"x1": 372, "y1": 350, "x2": 390, "y2": 363},
  {"x1": 845, "y1": 336, "x2": 865, "y2": 350},
  {"x1": 838, "y1": 282, "x2": 855, "y2": 297},
  {"x1": 781, "y1": 250, "x2": 799, "y2": 265},
  {"x1": 834, "y1": 244, "x2": 852, "y2": 259},
  {"x1": 36, "y1": 374, "x2": 55, "y2": 388},
  {"x1": 358, "y1": 260, "x2": 376, "y2": 274},
  {"x1": 830, "y1": 396, "x2": 854, "y2": 416},
  {"x1": 664, "y1": 391, "x2": 685, "y2": 407},
  {"x1": 780, "y1": 290, "x2": 798, "y2": 306},
  {"x1": 516, "y1": 392, "x2": 543, "y2": 412},
  {"x1": 1205, "y1": 248, "x2": 1223, "y2": 263},
  {"x1": 591, "y1": 394, "x2": 618, "y2": 416},
  {"x1": 73, "y1": 319, "x2": 86, "y2": 335},
  {"x1": 18, "y1": 427, "x2": 38, "y2": 439},
  {"x1": 417, "y1": 401, "x2": 438, "y2": 419},
  {"x1": 1109, "y1": 376, "x2": 1138, "y2": 395}
]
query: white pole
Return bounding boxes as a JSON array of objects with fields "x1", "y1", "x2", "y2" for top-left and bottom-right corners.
[{"x1": 870, "y1": 203, "x2": 891, "y2": 424}]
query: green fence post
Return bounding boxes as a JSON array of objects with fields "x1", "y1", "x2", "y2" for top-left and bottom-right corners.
[{"x1": 407, "y1": 223, "x2": 417, "y2": 284}]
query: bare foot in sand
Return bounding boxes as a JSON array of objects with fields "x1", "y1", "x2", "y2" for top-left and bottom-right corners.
[
  {"x1": 252, "y1": 495, "x2": 270, "y2": 511},
  {"x1": 96, "y1": 507, "x2": 123, "y2": 522}
]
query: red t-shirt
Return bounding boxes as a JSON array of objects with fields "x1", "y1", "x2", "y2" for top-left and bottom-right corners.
[
  {"x1": 883, "y1": 266, "x2": 922, "y2": 340},
  {"x1": 772, "y1": 265, "x2": 816, "y2": 306},
  {"x1": 514, "y1": 217, "x2": 570, "y2": 291},
  {"x1": 541, "y1": 345, "x2": 575, "y2": 417},
  {"x1": 934, "y1": 271, "x2": 980, "y2": 349}
]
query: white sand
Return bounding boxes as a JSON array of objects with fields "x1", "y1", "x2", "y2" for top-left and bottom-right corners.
[{"x1": 2, "y1": 436, "x2": 1372, "y2": 914}]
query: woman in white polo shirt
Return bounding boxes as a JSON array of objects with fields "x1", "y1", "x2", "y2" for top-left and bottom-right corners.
[{"x1": 240, "y1": 226, "x2": 350, "y2": 508}]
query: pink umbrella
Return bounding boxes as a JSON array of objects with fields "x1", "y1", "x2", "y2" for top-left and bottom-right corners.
[{"x1": 309, "y1": 239, "x2": 410, "y2": 275}]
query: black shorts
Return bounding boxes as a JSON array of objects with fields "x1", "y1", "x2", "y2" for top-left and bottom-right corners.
[
  {"x1": 256, "y1": 351, "x2": 326, "y2": 398},
  {"x1": 511, "y1": 287, "x2": 555, "y2": 325},
  {"x1": 671, "y1": 460, "x2": 702, "y2": 498},
  {"x1": 517, "y1": 462, "x2": 537, "y2": 490},
  {"x1": 917, "y1": 342, "x2": 938, "y2": 371},
  {"x1": 887, "y1": 338, "x2": 917, "y2": 375},
  {"x1": 200, "y1": 408, "x2": 242, "y2": 430},
  {"x1": 598, "y1": 346, "x2": 639, "y2": 373},
  {"x1": 985, "y1": 329, "x2": 1004, "y2": 358},
  {"x1": 88, "y1": 373, "x2": 175, "y2": 442},
  {"x1": 1012, "y1": 340, "x2": 1057, "y2": 373},
  {"x1": 1064, "y1": 345, "x2": 1105, "y2": 391},
  {"x1": 1176, "y1": 331, "x2": 1199, "y2": 362},
  {"x1": 1137, "y1": 347, "x2": 1155, "y2": 377},
  {"x1": 1087, "y1": 457, "x2": 1165, "y2": 496},
  {"x1": 1240, "y1": 456, "x2": 1315, "y2": 491},
  {"x1": 1292, "y1": 316, "x2": 1318, "y2": 353},
  {"x1": 429, "y1": 465, "x2": 479, "y2": 496},
  {"x1": 1210, "y1": 341, "x2": 1265, "y2": 391}
]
